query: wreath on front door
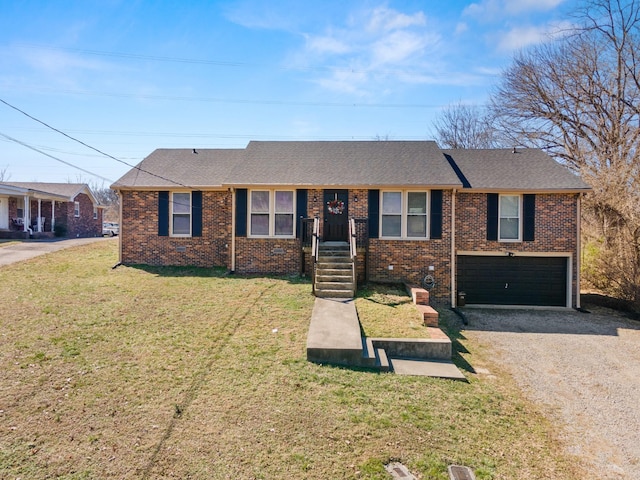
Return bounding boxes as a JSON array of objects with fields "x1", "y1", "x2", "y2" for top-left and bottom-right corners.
[{"x1": 327, "y1": 199, "x2": 345, "y2": 215}]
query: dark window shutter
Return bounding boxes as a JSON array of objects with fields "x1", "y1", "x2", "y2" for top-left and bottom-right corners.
[
  {"x1": 430, "y1": 190, "x2": 443, "y2": 239},
  {"x1": 368, "y1": 189, "x2": 379, "y2": 239},
  {"x1": 158, "y1": 191, "x2": 169, "y2": 236},
  {"x1": 296, "y1": 189, "x2": 308, "y2": 239},
  {"x1": 192, "y1": 191, "x2": 202, "y2": 237},
  {"x1": 487, "y1": 193, "x2": 498, "y2": 241},
  {"x1": 523, "y1": 194, "x2": 535, "y2": 241},
  {"x1": 235, "y1": 189, "x2": 247, "y2": 237}
]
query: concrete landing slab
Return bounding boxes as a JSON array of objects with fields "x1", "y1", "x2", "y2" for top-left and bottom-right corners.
[{"x1": 390, "y1": 358, "x2": 467, "y2": 380}]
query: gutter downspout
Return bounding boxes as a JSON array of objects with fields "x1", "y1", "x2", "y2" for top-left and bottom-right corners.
[
  {"x1": 118, "y1": 191, "x2": 123, "y2": 264},
  {"x1": 576, "y1": 193, "x2": 582, "y2": 309},
  {"x1": 230, "y1": 188, "x2": 236, "y2": 273},
  {"x1": 451, "y1": 189, "x2": 456, "y2": 307}
]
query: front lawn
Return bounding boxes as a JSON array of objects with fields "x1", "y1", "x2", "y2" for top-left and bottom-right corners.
[{"x1": 0, "y1": 241, "x2": 583, "y2": 479}]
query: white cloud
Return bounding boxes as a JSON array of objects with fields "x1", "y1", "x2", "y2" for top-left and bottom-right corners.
[
  {"x1": 306, "y1": 34, "x2": 351, "y2": 55},
  {"x1": 455, "y1": 22, "x2": 468, "y2": 35},
  {"x1": 496, "y1": 20, "x2": 573, "y2": 51},
  {"x1": 366, "y1": 6, "x2": 426, "y2": 32},
  {"x1": 299, "y1": 6, "x2": 442, "y2": 94},
  {"x1": 464, "y1": 0, "x2": 565, "y2": 17},
  {"x1": 371, "y1": 30, "x2": 434, "y2": 65}
]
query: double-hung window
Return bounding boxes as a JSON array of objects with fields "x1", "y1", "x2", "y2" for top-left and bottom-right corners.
[
  {"x1": 16, "y1": 198, "x2": 24, "y2": 219},
  {"x1": 381, "y1": 191, "x2": 429, "y2": 239},
  {"x1": 250, "y1": 190, "x2": 294, "y2": 237},
  {"x1": 171, "y1": 192, "x2": 192, "y2": 236},
  {"x1": 74, "y1": 201, "x2": 80, "y2": 217},
  {"x1": 499, "y1": 194, "x2": 520, "y2": 241}
]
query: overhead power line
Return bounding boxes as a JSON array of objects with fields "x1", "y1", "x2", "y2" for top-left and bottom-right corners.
[
  {"x1": 0, "y1": 97, "x2": 192, "y2": 189},
  {"x1": 0, "y1": 131, "x2": 115, "y2": 184}
]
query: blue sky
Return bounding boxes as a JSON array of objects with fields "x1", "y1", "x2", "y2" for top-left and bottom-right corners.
[{"x1": 0, "y1": 0, "x2": 577, "y2": 186}]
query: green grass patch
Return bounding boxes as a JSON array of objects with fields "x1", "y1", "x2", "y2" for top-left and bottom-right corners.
[
  {"x1": 0, "y1": 241, "x2": 584, "y2": 479},
  {"x1": 356, "y1": 283, "x2": 429, "y2": 338}
]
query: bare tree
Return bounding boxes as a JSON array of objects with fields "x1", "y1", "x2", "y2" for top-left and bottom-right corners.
[
  {"x1": 0, "y1": 165, "x2": 10, "y2": 182},
  {"x1": 432, "y1": 102, "x2": 505, "y2": 149},
  {"x1": 491, "y1": 0, "x2": 640, "y2": 304}
]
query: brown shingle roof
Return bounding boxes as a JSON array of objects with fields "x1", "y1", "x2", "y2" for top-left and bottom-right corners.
[
  {"x1": 113, "y1": 149, "x2": 244, "y2": 189},
  {"x1": 443, "y1": 148, "x2": 591, "y2": 191},
  {"x1": 2, "y1": 182, "x2": 93, "y2": 200},
  {"x1": 228, "y1": 141, "x2": 462, "y2": 187},
  {"x1": 113, "y1": 142, "x2": 463, "y2": 189}
]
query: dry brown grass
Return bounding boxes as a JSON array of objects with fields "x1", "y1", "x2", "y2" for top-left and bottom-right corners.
[{"x1": 0, "y1": 241, "x2": 585, "y2": 479}]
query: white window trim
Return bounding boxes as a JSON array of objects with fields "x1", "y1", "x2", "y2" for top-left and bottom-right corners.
[
  {"x1": 93, "y1": 206, "x2": 98, "y2": 220},
  {"x1": 74, "y1": 201, "x2": 80, "y2": 217},
  {"x1": 498, "y1": 194, "x2": 522, "y2": 242},
  {"x1": 248, "y1": 189, "x2": 296, "y2": 238},
  {"x1": 171, "y1": 191, "x2": 192, "y2": 237},
  {"x1": 379, "y1": 190, "x2": 430, "y2": 240}
]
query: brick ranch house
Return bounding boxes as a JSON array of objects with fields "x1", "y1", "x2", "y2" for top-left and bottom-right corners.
[
  {"x1": 0, "y1": 182, "x2": 103, "y2": 239},
  {"x1": 112, "y1": 141, "x2": 590, "y2": 308}
]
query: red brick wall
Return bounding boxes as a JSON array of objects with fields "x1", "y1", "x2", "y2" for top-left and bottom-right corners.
[
  {"x1": 51, "y1": 193, "x2": 102, "y2": 237},
  {"x1": 120, "y1": 190, "x2": 232, "y2": 267},
  {"x1": 455, "y1": 192, "x2": 579, "y2": 305},
  {"x1": 367, "y1": 190, "x2": 452, "y2": 304},
  {"x1": 235, "y1": 238, "x2": 301, "y2": 274},
  {"x1": 303, "y1": 189, "x2": 453, "y2": 303}
]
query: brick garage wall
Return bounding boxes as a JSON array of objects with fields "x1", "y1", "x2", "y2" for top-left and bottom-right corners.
[
  {"x1": 455, "y1": 192, "x2": 579, "y2": 305},
  {"x1": 120, "y1": 190, "x2": 232, "y2": 268},
  {"x1": 235, "y1": 238, "x2": 301, "y2": 274}
]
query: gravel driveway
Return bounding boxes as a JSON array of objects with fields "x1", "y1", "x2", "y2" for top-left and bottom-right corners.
[{"x1": 463, "y1": 307, "x2": 640, "y2": 479}]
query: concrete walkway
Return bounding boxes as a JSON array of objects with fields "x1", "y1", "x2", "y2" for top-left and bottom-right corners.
[
  {"x1": 0, "y1": 237, "x2": 113, "y2": 266},
  {"x1": 306, "y1": 296, "x2": 466, "y2": 379}
]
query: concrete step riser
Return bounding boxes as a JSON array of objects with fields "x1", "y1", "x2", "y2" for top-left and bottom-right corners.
[
  {"x1": 315, "y1": 290, "x2": 354, "y2": 298},
  {"x1": 316, "y1": 276, "x2": 353, "y2": 283},
  {"x1": 316, "y1": 283, "x2": 354, "y2": 291}
]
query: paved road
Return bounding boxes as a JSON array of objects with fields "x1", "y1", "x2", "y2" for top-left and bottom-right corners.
[
  {"x1": 463, "y1": 307, "x2": 640, "y2": 479},
  {"x1": 0, "y1": 237, "x2": 113, "y2": 266}
]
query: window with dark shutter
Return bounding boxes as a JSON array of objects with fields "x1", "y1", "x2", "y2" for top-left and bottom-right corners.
[
  {"x1": 486, "y1": 193, "x2": 498, "y2": 241},
  {"x1": 158, "y1": 191, "x2": 169, "y2": 236},
  {"x1": 235, "y1": 189, "x2": 247, "y2": 237},
  {"x1": 296, "y1": 189, "x2": 307, "y2": 239},
  {"x1": 523, "y1": 194, "x2": 535, "y2": 241},
  {"x1": 192, "y1": 191, "x2": 202, "y2": 237},
  {"x1": 430, "y1": 190, "x2": 443, "y2": 239},
  {"x1": 368, "y1": 190, "x2": 379, "y2": 239}
]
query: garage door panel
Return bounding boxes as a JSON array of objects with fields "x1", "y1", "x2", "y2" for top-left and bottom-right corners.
[{"x1": 457, "y1": 256, "x2": 567, "y2": 306}]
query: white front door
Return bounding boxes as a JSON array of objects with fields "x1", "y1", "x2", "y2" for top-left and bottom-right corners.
[{"x1": 0, "y1": 197, "x2": 8, "y2": 229}]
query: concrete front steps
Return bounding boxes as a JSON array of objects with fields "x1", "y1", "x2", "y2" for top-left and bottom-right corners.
[
  {"x1": 306, "y1": 287, "x2": 466, "y2": 380},
  {"x1": 314, "y1": 242, "x2": 355, "y2": 299}
]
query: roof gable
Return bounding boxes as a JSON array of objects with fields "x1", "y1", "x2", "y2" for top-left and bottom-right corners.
[{"x1": 443, "y1": 148, "x2": 591, "y2": 191}]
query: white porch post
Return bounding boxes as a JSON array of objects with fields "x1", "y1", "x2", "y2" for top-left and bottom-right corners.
[
  {"x1": 51, "y1": 201, "x2": 56, "y2": 232},
  {"x1": 23, "y1": 195, "x2": 29, "y2": 232},
  {"x1": 37, "y1": 199, "x2": 42, "y2": 232}
]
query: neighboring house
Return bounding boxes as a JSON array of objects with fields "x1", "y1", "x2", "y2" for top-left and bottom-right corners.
[
  {"x1": 0, "y1": 182, "x2": 103, "y2": 239},
  {"x1": 112, "y1": 141, "x2": 590, "y2": 308}
]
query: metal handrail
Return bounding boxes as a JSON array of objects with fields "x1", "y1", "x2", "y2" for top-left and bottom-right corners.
[
  {"x1": 349, "y1": 217, "x2": 357, "y2": 297},
  {"x1": 310, "y1": 217, "x2": 320, "y2": 295}
]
